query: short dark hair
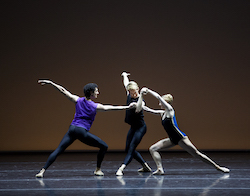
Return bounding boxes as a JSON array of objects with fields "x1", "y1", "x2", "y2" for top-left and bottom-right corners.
[{"x1": 83, "y1": 83, "x2": 98, "y2": 99}]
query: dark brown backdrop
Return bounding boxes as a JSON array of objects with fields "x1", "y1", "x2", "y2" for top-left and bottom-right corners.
[{"x1": 1, "y1": 0, "x2": 249, "y2": 151}]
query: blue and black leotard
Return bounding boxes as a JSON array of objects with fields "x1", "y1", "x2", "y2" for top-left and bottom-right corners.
[{"x1": 162, "y1": 115, "x2": 186, "y2": 145}]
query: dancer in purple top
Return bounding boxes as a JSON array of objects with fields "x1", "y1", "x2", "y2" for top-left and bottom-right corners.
[{"x1": 36, "y1": 80, "x2": 134, "y2": 177}]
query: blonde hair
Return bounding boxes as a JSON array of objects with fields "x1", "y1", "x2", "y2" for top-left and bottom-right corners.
[
  {"x1": 126, "y1": 81, "x2": 139, "y2": 91},
  {"x1": 162, "y1": 94, "x2": 173, "y2": 104}
]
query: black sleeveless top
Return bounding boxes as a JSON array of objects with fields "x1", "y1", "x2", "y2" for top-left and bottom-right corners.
[{"x1": 125, "y1": 94, "x2": 145, "y2": 127}]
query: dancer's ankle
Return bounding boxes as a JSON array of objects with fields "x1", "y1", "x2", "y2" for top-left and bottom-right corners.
[{"x1": 36, "y1": 168, "x2": 45, "y2": 178}]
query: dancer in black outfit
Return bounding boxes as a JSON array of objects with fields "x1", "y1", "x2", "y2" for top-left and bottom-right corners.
[{"x1": 116, "y1": 72, "x2": 151, "y2": 176}]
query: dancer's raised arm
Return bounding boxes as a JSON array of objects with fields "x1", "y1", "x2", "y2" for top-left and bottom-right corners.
[
  {"x1": 121, "y1": 72, "x2": 130, "y2": 94},
  {"x1": 135, "y1": 87, "x2": 145, "y2": 113},
  {"x1": 146, "y1": 88, "x2": 173, "y2": 112},
  {"x1": 136, "y1": 87, "x2": 164, "y2": 115},
  {"x1": 38, "y1": 80, "x2": 79, "y2": 103}
]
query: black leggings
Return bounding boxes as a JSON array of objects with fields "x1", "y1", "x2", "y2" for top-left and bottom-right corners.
[
  {"x1": 123, "y1": 124, "x2": 147, "y2": 166},
  {"x1": 43, "y1": 125, "x2": 108, "y2": 170}
]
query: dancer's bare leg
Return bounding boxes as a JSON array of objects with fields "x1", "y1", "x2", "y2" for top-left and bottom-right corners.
[
  {"x1": 149, "y1": 138, "x2": 175, "y2": 175},
  {"x1": 178, "y1": 137, "x2": 229, "y2": 173}
]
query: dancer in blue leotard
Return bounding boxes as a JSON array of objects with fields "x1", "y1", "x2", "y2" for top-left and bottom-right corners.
[
  {"x1": 136, "y1": 87, "x2": 230, "y2": 175},
  {"x1": 35, "y1": 79, "x2": 134, "y2": 177}
]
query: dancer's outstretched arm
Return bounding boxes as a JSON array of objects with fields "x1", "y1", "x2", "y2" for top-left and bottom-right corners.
[
  {"x1": 38, "y1": 79, "x2": 79, "y2": 103},
  {"x1": 96, "y1": 102, "x2": 136, "y2": 112},
  {"x1": 143, "y1": 106, "x2": 164, "y2": 115}
]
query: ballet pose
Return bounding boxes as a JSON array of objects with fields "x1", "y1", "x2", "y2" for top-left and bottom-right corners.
[
  {"x1": 36, "y1": 79, "x2": 134, "y2": 177},
  {"x1": 136, "y1": 87, "x2": 230, "y2": 175},
  {"x1": 116, "y1": 72, "x2": 151, "y2": 176}
]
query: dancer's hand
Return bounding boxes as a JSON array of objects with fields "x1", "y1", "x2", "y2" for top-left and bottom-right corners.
[
  {"x1": 140, "y1": 87, "x2": 148, "y2": 95},
  {"x1": 128, "y1": 102, "x2": 137, "y2": 109},
  {"x1": 38, "y1": 79, "x2": 52, "y2": 85},
  {"x1": 121, "y1": 72, "x2": 130, "y2": 77}
]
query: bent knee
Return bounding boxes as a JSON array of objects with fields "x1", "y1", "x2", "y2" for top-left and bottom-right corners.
[
  {"x1": 149, "y1": 145, "x2": 157, "y2": 153},
  {"x1": 101, "y1": 143, "x2": 108, "y2": 151}
]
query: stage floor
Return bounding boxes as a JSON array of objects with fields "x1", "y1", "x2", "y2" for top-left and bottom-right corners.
[{"x1": 0, "y1": 151, "x2": 249, "y2": 196}]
